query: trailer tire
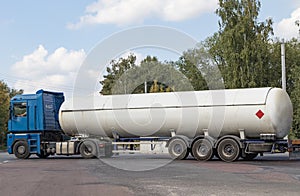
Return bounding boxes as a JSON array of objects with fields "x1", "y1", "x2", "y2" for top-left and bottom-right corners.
[
  {"x1": 217, "y1": 138, "x2": 240, "y2": 162},
  {"x1": 192, "y1": 139, "x2": 213, "y2": 161},
  {"x1": 13, "y1": 140, "x2": 31, "y2": 159},
  {"x1": 80, "y1": 140, "x2": 97, "y2": 159},
  {"x1": 168, "y1": 138, "x2": 189, "y2": 160}
]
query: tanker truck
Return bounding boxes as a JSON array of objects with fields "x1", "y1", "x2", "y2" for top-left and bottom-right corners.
[{"x1": 6, "y1": 87, "x2": 300, "y2": 162}]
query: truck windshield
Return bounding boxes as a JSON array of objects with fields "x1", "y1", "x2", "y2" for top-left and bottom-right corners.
[{"x1": 13, "y1": 102, "x2": 27, "y2": 117}]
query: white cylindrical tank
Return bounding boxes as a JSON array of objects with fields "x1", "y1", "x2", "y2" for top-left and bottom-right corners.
[{"x1": 59, "y1": 88, "x2": 293, "y2": 139}]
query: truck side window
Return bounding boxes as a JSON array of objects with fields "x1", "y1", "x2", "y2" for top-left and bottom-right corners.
[{"x1": 13, "y1": 102, "x2": 27, "y2": 117}]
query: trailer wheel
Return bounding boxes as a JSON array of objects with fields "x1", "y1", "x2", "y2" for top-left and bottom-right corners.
[
  {"x1": 13, "y1": 140, "x2": 31, "y2": 159},
  {"x1": 217, "y1": 138, "x2": 240, "y2": 162},
  {"x1": 241, "y1": 153, "x2": 258, "y2": 161},
  {"x1": 80, "y1": 140, "x2": 97, "y2": 159},
  {"x1": 192, "y1": 139, "x2": 213, "y2": 161},
  {"x1": 168, "y1": 138, "x2": 189, "y2": 160}
]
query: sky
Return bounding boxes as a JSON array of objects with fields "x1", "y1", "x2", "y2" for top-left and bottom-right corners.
[{"x1": 1, "y1": 0, "x2": 300, "y2": 98}]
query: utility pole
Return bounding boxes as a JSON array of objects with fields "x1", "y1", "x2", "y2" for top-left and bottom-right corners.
[
  {"x1": 281, "y1": 39, "x2": 286, "y2": 91},
  {"x1": 296, "y1": 20, "x2": 300, "y2": 42},
  {"x1": 144, "y1": 81, "x2": 147, "y2": 93}
]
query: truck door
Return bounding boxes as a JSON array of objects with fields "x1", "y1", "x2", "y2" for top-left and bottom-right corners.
[
  {"x1": 11, "y1": 101, "x2": 28, "y2": 131},
  {"x1": 27, "y1": 100, "x2": 38, "y2": 130}
]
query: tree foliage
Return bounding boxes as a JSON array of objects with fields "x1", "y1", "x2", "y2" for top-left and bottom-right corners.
[
  {"x1": 208, "y1": 0, "x2": 274, "y2": 88},
  {"x1": 206, "y1": 0, "x2": 300, "y2": 137},
  {"x1": 0, "y1": 81, "x2": 10, "y2": 147},
  {"x1": 279, "y1": 39, "x2": 300, "y2": 138},
  {"x1": 0, "y1": 81, "x2": 23, "y2": 147},
  {"x1": 175, "y1": 44, "x2": 224, "y2": 90},
  {"x1": 100, "y1": 55, "x2": 193, "y2": 95},
  {"x1": 100, "y1": 54, "x2": 137, "y2": 95}
]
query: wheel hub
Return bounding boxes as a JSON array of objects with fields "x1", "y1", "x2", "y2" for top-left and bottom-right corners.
[
  {"x1": 224, "y1": 144, "x2": 235, "y2": 156},
  {"x1": 198, "y1": 145, "x2": 208, "y2": 156},
  {"x1": 174, "y1": 144, "x2": 183, "y2": 154},
  {"x1": 85, "y1": 146, "x2": 92, "y2": 154},
  {"x1": 17, "y1": 146, "x2": 25, "y2": 154}
]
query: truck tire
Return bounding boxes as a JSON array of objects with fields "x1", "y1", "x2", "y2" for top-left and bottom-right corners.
[
  {"x1": 168, "y1": 138, "x2": 189, "y2": 160},
  {"x1": 80, "y1": 140, "x2": 97, "y2": 159},
  {"x1": 217, "y1": 138, "x2": 240, "y2": 162},
  {"x1": 192, "y1": 139, "x2": 213, "y2": 161},
  {"x1": 13, "y1": 140, "x2": 31, "y2": 159}
]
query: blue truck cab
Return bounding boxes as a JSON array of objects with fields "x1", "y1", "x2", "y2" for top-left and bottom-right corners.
[{"x1": 7, "y1": 90, "x2": 64, "y2": 158}]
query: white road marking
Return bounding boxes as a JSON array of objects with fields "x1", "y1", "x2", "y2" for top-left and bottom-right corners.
[{"x1": 0, "y1": 160, "x2": 10, "y2": 164}]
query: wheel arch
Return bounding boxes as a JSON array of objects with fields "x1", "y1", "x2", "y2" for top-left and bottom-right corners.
[
  {"x1": 215, "y1": 135, "x2": 243, "y2": 149},
  {"x1": 166, "y1": 135, "x2": 191, "y2": 148},
  {"x1": 191, "y1": 135, "x2": 215, "y2": 149}
]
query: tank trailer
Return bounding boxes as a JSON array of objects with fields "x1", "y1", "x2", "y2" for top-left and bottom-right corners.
[{"x1": 6, "y1": 88, "x2": 300, "y2": 162}]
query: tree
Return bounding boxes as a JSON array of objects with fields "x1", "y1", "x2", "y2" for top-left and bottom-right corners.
[
  {"x1": 10, "y1": 88, "x2": 24, "y2": 98},
  {"x1": 0, "y1": 81, "x2": 10, "y2": 148},
  {"x1": 290, "y1": 62, "x2": 300, "y2": 138},
  {"x1": 0, "y1": 81, "x2": 23, "y2": 148},
  {"x1": 274, "y1": 39, "x2": 300, "y2": 138},
  {"x1": 100, "y1": 54, "x2": 137, "y2": 95},
  {"x1": 100, "y1": 55, "x2": 192, "y2": 95},
  {"x1": 207, "y1": 0, "x2": 274, "y2": 88},
  {"x1": 262, "y1": 38, "x2": 300, "y2": 137},
  {"x1": 205, "y1": 0, "x2": 300, "y2": 137},
  {"x1": 175, "y1": 44, "x2": 224, "y2": 90}
]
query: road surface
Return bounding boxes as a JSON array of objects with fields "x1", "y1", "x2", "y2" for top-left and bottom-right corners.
[{"x1": 0, "y1": 152, "x2": 299, "y2": 196}]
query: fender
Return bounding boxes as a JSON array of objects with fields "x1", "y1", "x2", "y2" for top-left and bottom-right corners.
[
  {"x1": 191, "y1": 135, "x2": 216, "y2": 149},
  {"x1": 166, "y1": 135, "x2": 191, "y2": 148},
  {"x1": 215, "y1": 135, "x2": 243, "y2": 149}
]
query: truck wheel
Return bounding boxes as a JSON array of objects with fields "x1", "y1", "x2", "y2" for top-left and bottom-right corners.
[
  {"x1": 241, "y1": 153, "x2": 258, "y2": 161},
  {"x1": 168, "y1": 138, "x2": 189, "y2": 160},
  {"x1": 217, "y1": 138, "x2": 240, "y2": 162},
  {"x1": 13, "y1": 140, "x2": 31, "y2": 159},
  {"x1": 80, "y1": 140, "x2": 97, "y2": 159},
  {"x1": 192, "y1": 139, "x2": 213, "y2": 161}
]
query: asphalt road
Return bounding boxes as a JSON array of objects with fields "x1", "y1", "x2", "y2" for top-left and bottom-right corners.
[{"x1": 0, "y1": 152, "x2": 300, "y2": 196}]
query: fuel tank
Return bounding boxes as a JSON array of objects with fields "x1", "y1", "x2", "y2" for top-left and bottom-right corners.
[{"x1": 59, "y1": 88, "x2": 293, "y2": 139}]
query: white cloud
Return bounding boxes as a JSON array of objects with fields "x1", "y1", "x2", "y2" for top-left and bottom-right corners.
[
  {"x1": 274, "y1": 7, "x2": 300, "y2": 40},
  {"x1": 11, "y1": 45, "x2": 86, "y2": 98},
  {"x1": 67, "y1": 0, "x2": 218, "y2": 29},
  {"x1": 292, "y1": 0, "x2": 300, "y2": 8}
]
